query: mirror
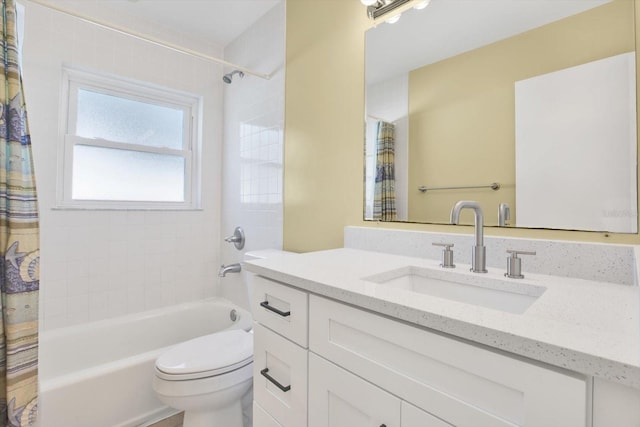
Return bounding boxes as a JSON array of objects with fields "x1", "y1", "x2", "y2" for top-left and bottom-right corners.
[{"x1": 364, "y1": 0, "x2": 638, "y2": 233}]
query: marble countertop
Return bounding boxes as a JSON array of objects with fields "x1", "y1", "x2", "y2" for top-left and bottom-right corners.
[{"x1": 245, "y1": 248, "x2": 640, "y2": 389}]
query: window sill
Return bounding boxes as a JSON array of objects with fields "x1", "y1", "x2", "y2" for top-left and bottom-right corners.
[{"x1": 53, "y1": 203, "x2": 203, "y2": 212}]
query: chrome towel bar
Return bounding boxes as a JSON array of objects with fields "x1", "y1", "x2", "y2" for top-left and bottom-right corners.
[{"x1": 418, "y1": 182, "x2": 500, "y2": 193}]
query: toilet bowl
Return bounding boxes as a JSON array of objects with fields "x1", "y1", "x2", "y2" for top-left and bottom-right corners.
[
  {"x1": 153, "y1": 329, "x2": 253, "y2": 427},
  {"x1": 153, "y1": 249, "x2": 294, "y2": 427}
]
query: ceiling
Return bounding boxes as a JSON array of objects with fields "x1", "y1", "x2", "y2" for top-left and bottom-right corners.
[
  {"x1": 36, "y1": 0, "x2": 282, "y2": 48},
  {"x1": 366, "y1": 0, "x2": 612, "y2": 85}
]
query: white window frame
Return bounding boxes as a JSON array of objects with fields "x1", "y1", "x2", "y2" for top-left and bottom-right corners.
[{"x1": 57, "y1": 67, "x2": 202, "y2": 210}]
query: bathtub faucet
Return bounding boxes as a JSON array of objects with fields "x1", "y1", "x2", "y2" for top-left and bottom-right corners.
[{"x1": 219, "y1": 263, "x2": 242, "y2": 277}]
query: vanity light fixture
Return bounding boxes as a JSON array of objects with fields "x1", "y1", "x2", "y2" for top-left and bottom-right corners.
[{"x1": 363, "y1": 0, "x2": 413, "y2": 20}]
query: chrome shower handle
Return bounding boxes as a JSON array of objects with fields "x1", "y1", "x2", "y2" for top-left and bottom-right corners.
[{"x1": 224, "y1": 226, "x2": 245, "y2": 250}]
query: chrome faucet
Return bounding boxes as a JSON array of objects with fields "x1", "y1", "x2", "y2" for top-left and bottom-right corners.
[
  {"x1": 219, "y1": 263, "x2": 242, "y2": 277},
  {"x1": 450, "y1": 200, "x2": 488, "y2": 273}
]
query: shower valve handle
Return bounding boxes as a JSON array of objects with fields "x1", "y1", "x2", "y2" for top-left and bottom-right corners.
[{"x1": 224, "y1": 226, "x2": 245, "y2": 250}]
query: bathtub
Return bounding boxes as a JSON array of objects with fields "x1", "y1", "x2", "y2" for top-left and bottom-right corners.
[{"x1": 39, "y1": 298, "x2": 253, "y2": 427}]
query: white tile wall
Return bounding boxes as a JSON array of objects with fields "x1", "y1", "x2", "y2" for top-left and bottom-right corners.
[
  {"x1": 219, "y1": 2, "x2": 286, "y2": 311},
  {"x1": 22, "y1": 3, "x2": 224, "y2": 330}
]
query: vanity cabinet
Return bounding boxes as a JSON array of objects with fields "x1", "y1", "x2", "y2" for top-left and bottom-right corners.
[
  {"x1": 309, "y1": 295, "x2": 587, "y2": 427},
  {"x1": 252, "y1": 276, "x2": 624, "y2": 427}
]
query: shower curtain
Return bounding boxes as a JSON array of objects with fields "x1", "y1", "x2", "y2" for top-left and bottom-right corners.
[
  {"x1": 0, "y1": 1, "x2": 39, "y2": 426},
  {"x1": 373, "y1": 121, "x2": 397, "y2": 221}
]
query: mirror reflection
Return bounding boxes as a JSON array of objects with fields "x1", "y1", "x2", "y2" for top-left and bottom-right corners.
[{"x1": 364, "y1": 0, "x2": 638, "y2": 233}]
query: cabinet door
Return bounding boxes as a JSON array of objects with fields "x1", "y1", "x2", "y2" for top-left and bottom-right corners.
[
  {"x1": 309, "y1": 353, "x2": 400, "y2": 427},
  {"x1": 401, "y1": 401, "x2": 453, "y2": 427}
]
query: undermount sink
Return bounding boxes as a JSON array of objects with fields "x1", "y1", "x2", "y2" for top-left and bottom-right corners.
[{"x1": 364, "y1": 266, "x2": 546, "y2": 314}]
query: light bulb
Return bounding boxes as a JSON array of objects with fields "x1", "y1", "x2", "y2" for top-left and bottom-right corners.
[
  {"x1": 413, "y1": 0, "x2": 431, "y2": 10},
  {"x1": 361, "y1": 0, "x2": 377, "y2": 5},
  {"x1": 386, "y1": 14, "x2": 401, "y2": 24}
]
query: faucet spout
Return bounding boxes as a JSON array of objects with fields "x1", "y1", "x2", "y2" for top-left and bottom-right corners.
[
  {"x1": 219, "y1": 263, "x2": 242, "y2": 277},
  {"x1": 450, "y1": 200, "x2": 487, "y2": 273}
]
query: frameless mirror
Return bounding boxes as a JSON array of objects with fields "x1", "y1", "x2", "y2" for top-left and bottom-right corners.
[{"x1": 364, "y1": 0, "x2": 638, "y2": 233}]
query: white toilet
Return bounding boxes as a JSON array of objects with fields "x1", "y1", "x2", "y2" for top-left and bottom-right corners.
[
  {"x1": 153, "y1": 249, "x2": 293, "y2": 427},
  {"x1": 152, "y1": 328, "x2": 254, "y2": 427}
]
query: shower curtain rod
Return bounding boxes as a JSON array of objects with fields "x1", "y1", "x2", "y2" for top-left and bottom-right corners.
[{"x1": 25, "y1": 0, "x2": 272, "y2": 81}]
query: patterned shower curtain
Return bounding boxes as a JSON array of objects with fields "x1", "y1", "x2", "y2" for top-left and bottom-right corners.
[
  {"x1": 0, "y1": 1, "x2": 39, "y2": 426},
  {"x1": 373, "y1": 121, "x2": 397, "y2": 221}
]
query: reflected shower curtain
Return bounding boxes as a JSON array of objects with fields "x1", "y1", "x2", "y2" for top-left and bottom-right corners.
[
  {"x1": 373, "y1": 121, "x2": 397, "y2": 221},
  {"x1": 0, "y1": 1, "x2": 39, "y2": 426}
]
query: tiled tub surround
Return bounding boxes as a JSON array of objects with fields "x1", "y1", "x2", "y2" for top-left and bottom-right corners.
[
  {"x1": 220, "y1": 1, "x2": 285, "y2": 311},
  {"x1": 345, "y1": 226, "x2": 637, "y2": 285},
  {"x1": 23, "y1": 2, "x2": 224, "y2": 330},
  {"x1": 245, "y1": 247, "x2": 640, "y2": 389}
]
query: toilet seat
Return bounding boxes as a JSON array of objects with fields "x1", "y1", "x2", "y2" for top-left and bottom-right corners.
[{"x1": 155, "y1": 329, "x2": 253, "y2": 381}]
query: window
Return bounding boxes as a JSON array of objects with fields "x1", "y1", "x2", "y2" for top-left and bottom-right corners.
[{"x1": 59, "y1": 68, "x2": 201, "y2": 209}]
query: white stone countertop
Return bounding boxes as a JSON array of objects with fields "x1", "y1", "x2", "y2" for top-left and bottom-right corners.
[{"x1": 245, "y1": 248, "x2": 640, "y2": 389}]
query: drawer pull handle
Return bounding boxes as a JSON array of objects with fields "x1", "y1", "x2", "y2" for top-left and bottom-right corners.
[
  {"x1": 260, "y1": 368, "x2": 291, "y2": 392},
  {"x1": 260, "y1": 301, "x2": 291, "y2": 317}
]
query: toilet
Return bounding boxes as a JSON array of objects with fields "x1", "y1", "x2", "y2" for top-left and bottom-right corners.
[
  {"x1": 153, "y1": 249, "x2": 292, "y2": 427},
  {"x1": 153, "y1": 329, "x2": 253, "y2": 427}
]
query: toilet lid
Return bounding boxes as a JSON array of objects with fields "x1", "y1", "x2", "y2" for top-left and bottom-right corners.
[{"x1": 156, "y1": 329, "x2": 253, "y2": 377}]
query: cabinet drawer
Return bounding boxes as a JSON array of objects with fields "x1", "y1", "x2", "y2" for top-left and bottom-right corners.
[
  {"x1": 253, "y1": 276, "x2": 308, "y2": 347},
  {"x1": 310, "y1": 295, "x2": 588, "y2": 427},
  {"x1": 254, "y1": 323, "x2": 308, "y2": 427},
  {"x1": 254, "y1": 401, "x2": 284, "y2": 427}
]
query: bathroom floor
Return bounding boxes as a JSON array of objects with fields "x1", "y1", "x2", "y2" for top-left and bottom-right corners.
[{"x1": 148, "y1": 412, "x2": 183, "y2": 427}]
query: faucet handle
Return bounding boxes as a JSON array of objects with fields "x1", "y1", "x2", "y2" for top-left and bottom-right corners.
[
  {"x1": 224, "y1": 226, "x2": 245, "y2": 250},
  {"x1": 432, "y1": 242, "x2": 455, "y2": 268},
  {"x1": 505, "y1": 250, "x2": 536, "y2": 279}
]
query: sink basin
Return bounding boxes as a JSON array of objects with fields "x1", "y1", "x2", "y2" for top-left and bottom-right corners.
[{"x1": 364, "y1": 266, "x2": 546, "y2": 314}]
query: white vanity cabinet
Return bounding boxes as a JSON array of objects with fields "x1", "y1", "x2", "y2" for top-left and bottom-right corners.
[
  {"x1": 251, "y1": 276, "x2": 615, "y2": 427},
  {"x1": 309, "y1": 295, "x2": 588, "y2": 427}
]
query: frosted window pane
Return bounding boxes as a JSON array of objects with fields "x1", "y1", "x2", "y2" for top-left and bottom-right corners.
[
  {"x1": 76, "y1": 89, "x2": 184, "y2": 149},
  {"x1": 72, "y1": 145, "x2": 185, "y2": 202}
]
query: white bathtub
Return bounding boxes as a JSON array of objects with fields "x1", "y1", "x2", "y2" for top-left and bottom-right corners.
[{"x1": 39, "y1": 298, "x2": 253, "y2": 427}]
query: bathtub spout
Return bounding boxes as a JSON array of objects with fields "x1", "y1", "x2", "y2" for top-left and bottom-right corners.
[{"x1": 219, "y1": 263, "x2": 242, "y2": 277}]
